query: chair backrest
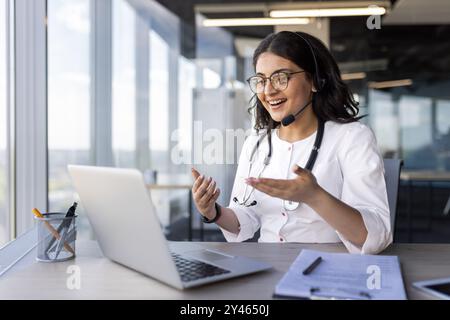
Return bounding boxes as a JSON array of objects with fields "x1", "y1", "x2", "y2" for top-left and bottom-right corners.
[{"x1": 383, "y1": 159, "x2": 403, "y2": 241}]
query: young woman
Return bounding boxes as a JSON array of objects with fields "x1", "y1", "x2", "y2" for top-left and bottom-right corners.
[{"x1": 191, "y1": 31, "x2": 391, "y2": 255}]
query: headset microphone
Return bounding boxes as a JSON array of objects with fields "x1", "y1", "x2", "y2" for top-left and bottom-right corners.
[{"x1": 281, "y1": 99, "x2": 312, "y2": 127}]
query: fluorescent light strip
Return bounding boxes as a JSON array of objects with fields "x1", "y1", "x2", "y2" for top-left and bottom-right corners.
[
  {"x1": 202, "y1": 17, "x2": 310, "y2": 27},
  {"x1": 341, "y1": 72, "x2": 367, "y2": 81},
  {"x1": 270, "y1": 7, "x2": 386, "y2": 18},
  {"x1": 368, "y1": 79, "x2": 413, "y2": 89}
]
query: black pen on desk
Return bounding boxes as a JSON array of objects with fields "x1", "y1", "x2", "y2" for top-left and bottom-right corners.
[{"x1": 302, "y1": 256, "x2": 322, "y2": 275}]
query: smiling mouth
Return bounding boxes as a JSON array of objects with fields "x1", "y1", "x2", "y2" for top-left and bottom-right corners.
[{"x1": 267, "y1": 98, "x2": 287, "y2": 110}]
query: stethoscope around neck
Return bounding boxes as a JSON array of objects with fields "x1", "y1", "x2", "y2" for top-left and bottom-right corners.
[{"x1": 233, "y1": 120, "x2": 325, "y2": 211}]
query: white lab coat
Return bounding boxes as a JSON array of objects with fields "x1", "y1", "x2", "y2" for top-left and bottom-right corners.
[{"x1": 220, "y1": 120, "x2": 392, "y2": 254}]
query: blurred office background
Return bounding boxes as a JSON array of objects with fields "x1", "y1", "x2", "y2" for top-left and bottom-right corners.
[{"x1": 1, "y1": 0, "x2": 450, "y2": 246}]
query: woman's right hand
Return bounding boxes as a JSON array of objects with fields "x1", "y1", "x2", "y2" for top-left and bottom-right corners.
[{"x1": 191, "y1": 168, "x2": 221, "y2": 220}]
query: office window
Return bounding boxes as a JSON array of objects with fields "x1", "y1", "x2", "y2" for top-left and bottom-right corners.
[
  {"x1": 149, "y1": 30, "x2": 169, "y2": 172},
  {"x1": 437, "y1": 100, "x2": 450, "y2": 136},
  {"x1": 177, "y1": 56, "x2": 196, "y2": 158},
  {"x1": 0, "y1": 0, "x2": 10, "y2": 245},
  {"x1": 112, "y1": 0, "x2": 136, "y2": 168},
  {"x1": 399, "y1": 95, "x2": 433, "y2": 170},
  {"x1": 47, "y1": 0, "x2": 91, "y2": 212},
  {"x1": 203, "y1": 67, "x2": 221, "y2": 89},
  {"x1": 369, "y1": 89, "x2": 399, "y2": 157},
  {"x1": 436, "y1": 100, "x2": 450, "y2": 170}
]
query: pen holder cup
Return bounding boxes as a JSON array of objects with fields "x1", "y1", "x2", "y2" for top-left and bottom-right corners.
[{"x1": 35, "y1": 213, "x2": 77, "y2": 262}]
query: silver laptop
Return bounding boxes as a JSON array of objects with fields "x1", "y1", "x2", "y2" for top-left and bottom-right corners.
[{"x1": 67, "y1": 165, "x2": 271, "y2": 289}]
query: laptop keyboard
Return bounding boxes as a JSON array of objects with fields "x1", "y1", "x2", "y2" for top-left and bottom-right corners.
[{"x1": 171, "y1": 252, "x2": 231, "y2": 282}]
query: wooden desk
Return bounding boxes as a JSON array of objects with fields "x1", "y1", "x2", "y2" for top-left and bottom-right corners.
[{"x1": 1, "y1": 240, "x2": 449, "y2": 300}]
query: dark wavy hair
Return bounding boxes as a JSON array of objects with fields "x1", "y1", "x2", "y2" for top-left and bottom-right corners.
[{"x1": 250, "y1": 31, "x2": 362, "y2": 132}]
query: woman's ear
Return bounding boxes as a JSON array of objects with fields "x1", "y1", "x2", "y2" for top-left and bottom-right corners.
[{"x1": 310, "y1": 77, "x2": 317, "y2": 92}]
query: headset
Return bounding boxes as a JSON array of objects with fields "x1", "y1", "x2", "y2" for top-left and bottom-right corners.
[
  {"x1": 289, "y1": 31, "x2": 326, "y2": 93},
  {"x1": 279, "y1": 31, "x2": 327, "y2": 126}
]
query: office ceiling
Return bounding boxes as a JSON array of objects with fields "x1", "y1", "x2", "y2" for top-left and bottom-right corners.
[
  {"x1": 154, "y1": 0, "x2": 450, "y2": 92},
  {"x1": 383, "y1": 0, "x2": 450, "y2": 25}
]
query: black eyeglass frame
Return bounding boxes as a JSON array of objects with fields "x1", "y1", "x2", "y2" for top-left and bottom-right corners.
[{"x1": 246, "y1": 70, "x2": 306, "y2": 94}]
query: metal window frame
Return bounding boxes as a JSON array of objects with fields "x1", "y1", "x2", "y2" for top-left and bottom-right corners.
[
  {"x1": 135, "y1": 14, "x2": 150, "y2": 172},
  {"x1": 4, "y1": 0, "x2": 15, "y2": 241},
  {"x1": 14, "y1": 0, "x2": 48, "y2": 237},
  {"x1": 90, "y1": 0, "x2": 113, "y2": 167},
  {"x1": 167, "y1": 45, "x2": 180, "y2": 175}
]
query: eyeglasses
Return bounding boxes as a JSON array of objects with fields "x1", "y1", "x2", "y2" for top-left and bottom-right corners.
[{"x1": 246, "y1": 70, "x2": 305, "y2": 94}]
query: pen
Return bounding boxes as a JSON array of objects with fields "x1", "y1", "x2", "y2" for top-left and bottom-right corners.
[
  {"x1": 54, "y1": 226, "x2": 70, "y2": 259},
  {"x1": 33, "y1": 208, "x2": 75, "y2": 255},
  {"x1": 54, "y1": 203, "x2": 77, "y2": 259},
  {"x1": 302, "y1": 256, "x2": 322, "y2": 275},
  {"x1": 45, "y1": 202, "x2": 78, "y2": 253}
]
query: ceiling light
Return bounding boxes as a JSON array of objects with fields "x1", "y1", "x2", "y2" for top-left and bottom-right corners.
[
  {"x1": 368, "y1": 79, "x2": 413, "y2": 89},
  {"x1": 202, "y1": 17, "x2": 310, "y2": 27},
  {"x1": 270, "y1": 7, "x2": 386, "y2": 18},
  {"x1": 341, "y1": 72, "x2": 367, "y2": 81}
]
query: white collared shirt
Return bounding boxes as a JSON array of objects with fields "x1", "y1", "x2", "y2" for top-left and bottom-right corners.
[{"x1": 220, "y1": 120, "x2": 392, "y2": 254}]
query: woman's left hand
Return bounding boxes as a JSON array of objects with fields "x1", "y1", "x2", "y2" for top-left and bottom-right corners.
[{"x1": 245, "y1": 165, "x2": 322, "y2": 205}]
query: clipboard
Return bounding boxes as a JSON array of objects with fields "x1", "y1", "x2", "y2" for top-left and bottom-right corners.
[{"x1": 274, "y1": 249, "x2": 407, "y2": 300}]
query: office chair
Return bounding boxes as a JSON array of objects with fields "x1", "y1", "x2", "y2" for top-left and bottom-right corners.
[
  {"x1": 444, "y1": 196, "x2": 450, "y2": 216},
  {"x1": 383, "y1": 159, "x2": 404, "y2": 242}
]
